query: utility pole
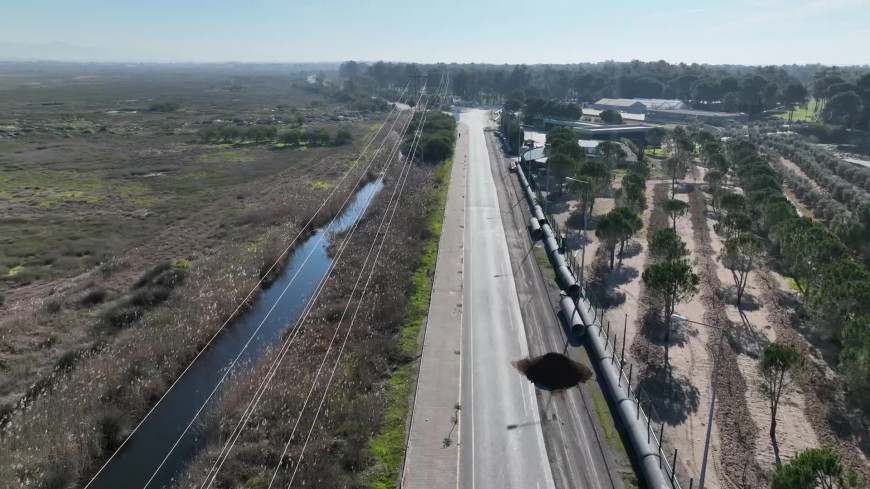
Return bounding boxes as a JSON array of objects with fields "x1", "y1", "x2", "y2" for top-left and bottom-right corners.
[
  {"x1": 408, "y1": 73, "x2": 427, "y2": 101},
  {"x1": 517, "y1": 111, "x2": 521, "y2": 156},
  {"x1": 565, "y1": 177, "x2": 591, "y2": 292}
]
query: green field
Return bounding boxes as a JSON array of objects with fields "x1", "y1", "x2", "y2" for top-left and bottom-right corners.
[{"x1": 776, "y1": 98, "x2": 819, "y2": 122}]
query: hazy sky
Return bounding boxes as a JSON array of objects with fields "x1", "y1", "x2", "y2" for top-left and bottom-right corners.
[{"x1": 2, "y1": 0, "x2": 869, "y2": 65}]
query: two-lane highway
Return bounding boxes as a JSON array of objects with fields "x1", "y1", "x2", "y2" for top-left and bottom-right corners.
[
  {"x1": 486, "y1": 120, "x2": 625, "y2": 489},
  {"x1": 407, "y1": 108, "x2": 622, "y2": 489},
  {"x1": 459, "y1": 110, "x2": 554, "y2": 489}
]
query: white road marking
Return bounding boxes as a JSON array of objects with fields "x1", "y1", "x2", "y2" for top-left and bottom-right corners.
[
  {"x1": 468, "y1": 138, "x2": 476, "y2": 489},
  {"x1": 456, "y1": 126, "x2": 468, "y2": 489}
]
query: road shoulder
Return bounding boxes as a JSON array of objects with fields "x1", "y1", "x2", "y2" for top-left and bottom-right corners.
[{"x1": 401, "y1": 121, "x2": 468, "y2": 489}]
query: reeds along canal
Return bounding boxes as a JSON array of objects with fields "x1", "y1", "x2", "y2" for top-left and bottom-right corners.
[{"x1": 88, "y1": 179, "x2": 383, "y2": 489}]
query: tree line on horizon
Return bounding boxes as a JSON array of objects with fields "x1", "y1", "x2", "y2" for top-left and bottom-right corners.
[{"x1": 338, "y1": 61, "x2": 868, "y2": 126}]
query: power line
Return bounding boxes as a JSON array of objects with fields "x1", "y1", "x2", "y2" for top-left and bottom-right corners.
[
  {"x1": 195, "y1": 88, "x2": 431, "y2": 489},
  {"x1": 82, "y1": 86, "x2": 408, "y2": 489},
  {"x1": 197, "y1": 106, "x2": 420, "y2": 488},
  {"x1": 281, "y1": 74, "x2": 447, "y2": 488},
  {"x1": 285, "y1": 80, "x2": 444, "y2": 487},
  {"x1": 135, "y1": 93, "x2": 415, "y2": 489},
  {"x1": 274, "y1": 103, "x2": 433, "y2": 487}
]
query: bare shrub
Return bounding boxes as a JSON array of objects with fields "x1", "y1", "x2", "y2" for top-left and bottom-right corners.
[{"x1": 79, "y1": 289, "x2": 107, "y2": 307}]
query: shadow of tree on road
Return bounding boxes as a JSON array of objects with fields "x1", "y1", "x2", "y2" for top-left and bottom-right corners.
[
  {"x1": 588, "y1": 286, "x2": 626, "y2": 310},
  {"x1": 605, "y1": 265, "x2": 639, "y2": 287},
  {"x1": 545, "y1": 200, "x2": 570, "y2": 214},
  {"x1": 728, "y1": 320, "x2": 768, "y2": 359},
  {"x1": 566, "y1": 207, "x2": 594, "y2": 230}
]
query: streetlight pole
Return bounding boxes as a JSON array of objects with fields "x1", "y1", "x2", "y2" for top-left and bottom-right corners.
[
  {"x1": 565, "y1": 177, "x2": 591, "y2": 292},
  {"x1": 670, "y1": 314, "x2": 724, "y2": 489},
  {"x1": 517, "y1": 111, "x2": 522, "y2": 157},
  {"x1": 520, "y1": 147, "x2": 531, "y2": 172},
  {"x1": 545, "y1": 157, "x2": 551, "y2": 214}
]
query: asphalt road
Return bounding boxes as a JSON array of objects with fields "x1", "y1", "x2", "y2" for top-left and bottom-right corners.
[
  {"x1": 459, "y1": 109, "x2": 555, "y2": 489},
  {"x1": 483, "y1": 112, "x2": 626, "y2": 489}
]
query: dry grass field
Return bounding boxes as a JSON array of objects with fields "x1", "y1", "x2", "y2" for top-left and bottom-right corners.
[{"x1": 0, "y1": 63, "x2": 387, "y2": 432}]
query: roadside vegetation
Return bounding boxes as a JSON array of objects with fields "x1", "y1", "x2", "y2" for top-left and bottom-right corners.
[{"x1": 718, "y1": 137, "x2": 870, "y2": 412}]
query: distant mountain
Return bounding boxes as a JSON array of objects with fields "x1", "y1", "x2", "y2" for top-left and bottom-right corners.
[
  {"x1": 0, "y1": 40, "x2": 121, "y2": 61},
  {"x1": 0, "y1": 41, "x2": 345, "y2": 69}
]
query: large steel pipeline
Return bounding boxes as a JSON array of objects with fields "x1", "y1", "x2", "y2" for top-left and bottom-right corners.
[
  {"x1": 551, "y1": 250, "x2": 567, "y2": 268},
  {"x1": 514, "y1": 160, "x2": 672, "y2": 489},
  {"x1": 541, "y1": 222, "x2": 554, "y2": 239},
  {"x1": 523, "y1": 186, "x2": 537, "y2": 210},
  {"x1": 517, "y1": 164, "x2": 530, "y2": 187},
  {"x1": 541, "y1": 220, "x2": 581, "y2": 300},
  {"x1": 555, "y1": 266, "x2": 581, "y2": 299},
  {"x1": 543, "y1": 234, "x2": 560, "y2": 258},
  {"x1": 558, "y1": 295, "x2": 585, "y2": 338},
  {"x1": 528, "y1": 217, "x2": 542, "y2": 241},
  {"x1": 533, "y1": 205, "x2": 548, "y2": 227},
  {"x1": 572, "y1": 300, "x2": 671, "y2": 489}
]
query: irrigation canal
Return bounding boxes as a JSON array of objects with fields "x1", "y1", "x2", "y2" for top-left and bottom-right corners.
[{"x1": 89, "y1": 179, "x2": 383, "y2": 489}]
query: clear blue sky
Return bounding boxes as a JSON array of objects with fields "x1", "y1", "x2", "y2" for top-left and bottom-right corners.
[{"x1": 2, "y1": 0, "x2": 868, "y2": 65}]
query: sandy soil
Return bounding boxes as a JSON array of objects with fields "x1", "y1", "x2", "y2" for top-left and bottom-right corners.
[
  {"x1": 551, "y1": 171, "x2": 719, "y2": 486},
  {"x1": 662, "y1": 171, "x2": 724, "y2": 488},
  {"x1": 703, "y1": 208, "x2": 820, "y2": 470},
  {"x1": 543, "y1": 159, "x2": 842, "y2": 488}
]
